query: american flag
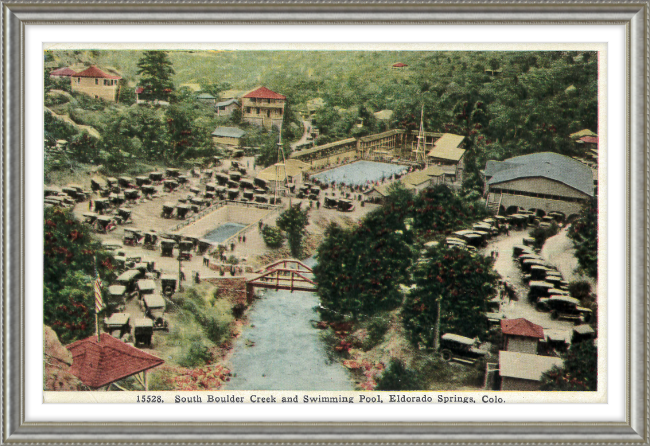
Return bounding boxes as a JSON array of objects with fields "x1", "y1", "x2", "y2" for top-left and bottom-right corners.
[{"x1": 94, "y1": 277, "x2": 104, "y2": 313}]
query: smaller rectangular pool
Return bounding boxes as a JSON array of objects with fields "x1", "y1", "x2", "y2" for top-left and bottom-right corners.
[{"x1": 203, "y1": 222, "x2": 246, "y2": 243}]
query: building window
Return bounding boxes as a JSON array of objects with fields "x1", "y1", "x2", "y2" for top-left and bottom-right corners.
[
  {"x1": 256, "y1": 108, "x2": 260, "y2": 114},
  {"x1": 95, "y1": 79, "x2": 99, "y2": 85},
  {"x1": 77, "y1": 78, "x2": 81, "y2": 83}
]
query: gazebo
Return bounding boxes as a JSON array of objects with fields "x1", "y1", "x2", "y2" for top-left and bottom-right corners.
[{"x1": 66, "y1": 333, "x2": 164, "y2": 390}]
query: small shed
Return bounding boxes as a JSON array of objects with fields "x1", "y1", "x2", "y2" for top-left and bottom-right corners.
[
  {"x1": 211, "y1": 127, "x2": 246, "y2": 147},
  {"x1": 215, "y1": 98, "x2": 240, "y2": 117},
  {"x1": 499, "y1": 350, "x2": 563, "y2": 391},
  {"x1": 501, "y1": 318, "x2": 545, "y2": 354}
]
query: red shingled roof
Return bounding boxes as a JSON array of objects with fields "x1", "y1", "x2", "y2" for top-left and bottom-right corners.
[
  {"x1": 243, "y1": 86, "x2": 285, "y2": 100},
  {"x1": 74, "y1": 66, "x2": 122, "y2": 80},
  {"x1": 500, "y1": 318, "x2": 544, "y2": 339},
  {"x1": 579, "y1": 136, "x2": 598, "y2": 144},
  {"x1": 66, "y1": 333, "x2": 163, "y2": 388},
  {"x1": 135, "y1": 87, "x2": 144, "y2": 94},
  {"x1": 50, "y1": 67, "x2": 76, "y2": 77},
  {"x1": 392, "y1": 62, "x2": 408, "y2": 67}
]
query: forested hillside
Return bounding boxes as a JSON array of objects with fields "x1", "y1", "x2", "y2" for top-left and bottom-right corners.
[{"x1": 45, "y1": 50, "x2": 597, "y2": 181}]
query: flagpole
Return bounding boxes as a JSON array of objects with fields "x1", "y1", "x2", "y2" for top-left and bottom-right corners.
[{"x1": 94, "y1": 256, "x2": 101, "y2": 343}]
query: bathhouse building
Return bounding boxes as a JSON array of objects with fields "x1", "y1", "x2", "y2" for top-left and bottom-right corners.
[
  {"x1": 499, "y1": 351, "x2": 563, "y2": 391},
  {"x1": 483, "y1": 152, "x2": 595, "y2": 218}
]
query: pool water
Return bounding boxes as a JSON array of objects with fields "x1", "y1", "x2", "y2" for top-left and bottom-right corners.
[
  {"x1": 203, "y1": 222, "x2": 246, "y2": 243},
  {"x1": 311, "y1": 161, "x2": 408, "y2": 186}
]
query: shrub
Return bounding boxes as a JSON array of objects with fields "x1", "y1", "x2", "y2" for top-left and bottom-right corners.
[
  {"x1": 261, "y1": 225, "x2": 285, "y2": 248},
  {"x1": 529, "y1": 222, "x2": 559, "y2": 249},
  {"x1": 179, "y1": 340, "x2": 212, "y2": 368},
  {"x1": 226, "y1": 255, "x2": 239, "y2": 265},
  {"x1": 361, "y1": 315, "x2": 390, "y2": 351},
  {"x1": 375, "y1": 359, "x2": 421, "y2": 391}
]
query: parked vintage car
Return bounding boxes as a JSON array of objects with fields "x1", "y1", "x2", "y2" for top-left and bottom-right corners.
[
  {"x1": 439, "y1": 333, "x2": 489, "y2": 363},
  {"x1": 103, "y1": 312, "x2": 131, "y2": 340},
  {"x1": 134, "y1": 318, "x2": 154, "y2": 347},
  {"x1": 142, "y1": 295, "x2": 169, "y2": 331}
]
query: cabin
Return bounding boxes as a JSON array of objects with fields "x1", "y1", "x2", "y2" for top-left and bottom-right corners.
[
  {"x1": 215, "y1": 98, "x2": 240, "y2": 117},
  {"x1": 499, "y1": 351, "x2": 563, "y2": 391},
  {"x1": 500, "y1": 318, "x2": 544, "y2": 355},
  {"x1": 211, "y1": 127, "x2": 246, "y2": 147},
  {"x1": 483, "y1": 152, "x2": 595, "y2": 218},
  {"x1": 197, "y1": 93, "x2": 217, "y2": 104},
  {"x1": 70, "y1": 66, "x2": 122, "y2": 102},
  {"x1": 241, "y1": 86, "x2": 286, "y2": 130}
]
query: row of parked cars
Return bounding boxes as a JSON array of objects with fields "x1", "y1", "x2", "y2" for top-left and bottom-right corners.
[
  {"x1": 44, "y1": 184, "x2": 88, "y2": 209},
  {"x1": 102, "y1": 242, "x2": 180, "y2": 347},
  {"x1": 512, "y1": 243, "x2": 592, "y2": 323}
]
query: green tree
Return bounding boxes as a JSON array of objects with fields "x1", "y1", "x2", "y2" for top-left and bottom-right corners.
[
  {"x1": 43, "y1": 207, "x2": 117, "y2": 344},
  {"x1": 540, "y1": 340, "x2": 597, "y2": 391},
  {"x1": 276, "y1": 204, "x2": 310, "y2": 258},
  {"x1": 261, "y1": 225, "x2": 285, "y2": 249},
  {"x1": 568, "y1": 198, "x2": 598, "y2": 279},
  {"x1": 375, "y1": 359, "x2": 422, "y2": 391},
  {"x1": 136, "y1": 51, "x2": 175, "y2": 100},
  {"x1": 164, "y1": 103, "x2": 214, "y2": 165},
  {"x1": 402, "y1": 245, "x2": 499, "y2": 347},
  {"x1": 314, "y1": 190, "x2": 414, "y2": 321}
]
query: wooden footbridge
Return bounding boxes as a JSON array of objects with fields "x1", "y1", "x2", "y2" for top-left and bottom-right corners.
[{"x1": 246, "y1": 259, "x2": 316, "y2": 300}]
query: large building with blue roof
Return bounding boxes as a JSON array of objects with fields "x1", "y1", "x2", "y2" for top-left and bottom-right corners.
[{"x1": 482, "y1": 152, "x2": 595, "y2": 218}]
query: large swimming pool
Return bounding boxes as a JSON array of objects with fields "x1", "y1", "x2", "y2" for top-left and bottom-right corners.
[
  {"x1": 203, "y1": 222, "x2": 246, "y2": 243},
  {"x1": 311, "y1": 161, "x2": 408, "y2": 186}
]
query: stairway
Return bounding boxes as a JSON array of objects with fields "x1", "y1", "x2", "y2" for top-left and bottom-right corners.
[{"x1": 485, "y1": 192, "x2": 503, "y2": 215}]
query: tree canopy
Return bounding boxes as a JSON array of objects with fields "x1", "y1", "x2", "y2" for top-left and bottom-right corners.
[
  {"x1": 568, "y1": 198, "x2": 598, "y2": 279},
  {"x1": 136, "y1": 51, "x2": 175, "y2": 100},
  {"x1": 402, "y1": 245, "x2": 499, "y2": 347},
  {"x1": 540, "y1": 340, "x2": 598, "y2": 391},
  {"x1": 276, "y1": 204, "x2": 310, "y2": 258},
  {"x1": 43, "y1": 207, "x2": 117, "y2": 344}
]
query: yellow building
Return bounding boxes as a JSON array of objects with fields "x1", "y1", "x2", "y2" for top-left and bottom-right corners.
[
  {"x1": 70, "y1": 66, "x2": 122, "y2": 102},
  {"x1": 241, "y1": 86, "x2": 286, "y2": 130}
]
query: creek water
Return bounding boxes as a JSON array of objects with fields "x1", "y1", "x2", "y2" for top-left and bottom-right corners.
[{"x1": 223, "y1": 258, "x2": 354, "y2": 391}]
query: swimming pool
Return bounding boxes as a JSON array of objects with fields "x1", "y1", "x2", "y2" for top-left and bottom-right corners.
[
  {"x1": 311, "y1": 161, "x2": 408, "y2": 186},
  {"x1": 203, "y1": 222, "x2": 246, "y2": 243}
]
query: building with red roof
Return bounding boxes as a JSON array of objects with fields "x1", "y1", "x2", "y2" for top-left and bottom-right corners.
[
  {"x1": 70, "y1": 66, "x2": 122, "y2": 102},
  {"x1": 241, "y1": 86, "x2": 286, "y2": 129},
  {"x1": 500, "y1": 318, "x2": 544, "y2": 355},
  {"x1": 50, "y1": 67, "x2": 76, "y2": 78},
  {"x1": 66, "y1": 333, "x2": 163, "y2": 389},
  {"x1": 392, "y1": 62, "x2": 409, "y2": 68}
]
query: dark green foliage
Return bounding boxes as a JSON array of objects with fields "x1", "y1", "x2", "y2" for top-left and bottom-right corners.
[
  {"x1": 568, "y1": 280, "x2": 592, "y2": 303},
  {"x1": 136, "y1": 51, "x2": 175, "y2": 100},
  {"x1": 411, "y1": 184, "x2": 489, "y2": 236},
  {"x1": 540, "y1": 339, "x2": 597, "y2": 391},
  {"x1": 375, "y1": 359, "x2": 421, "y2": 391},
  {"x1": 118, "y1": 81, "x2": 136, "y2": 105},
  {"x1": 261, "y1": 225, "x2": 285, "y2": 249},
  {"x1": 164, "y1": 102, "x2": 215, "y2": 166},
  {"x1": 529, "y1": 221, "x2": 560, "y2": 249},
  {"x1": 314, "y1": 203, "x2": 414, "y2": 320},
  {"x1": 179, "y1": 341, "x2": 212, "y2": 368},
  {"x1": 177, "y1": 284, "x2": 234, "y2": 345},
  {"x1": 402, "y1": 245, "x2": 498, "y2": 347},
  {"x1": 43, "y1": 207, "x2": 117, "y2": 344},
  {"x1": 361, "y1": 315, "x2": 390, "y2": 351},
  {"x1": 568, "y1": 198, "x2": 598, "y2": 279},
  {"x1": 276, "y1": 204, "x2": 310, "y2": 258}
]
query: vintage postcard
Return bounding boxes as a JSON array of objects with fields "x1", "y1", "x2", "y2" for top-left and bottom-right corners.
[{"x1": 42, "y1": 45, "x2": 604, "y2": 404}]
